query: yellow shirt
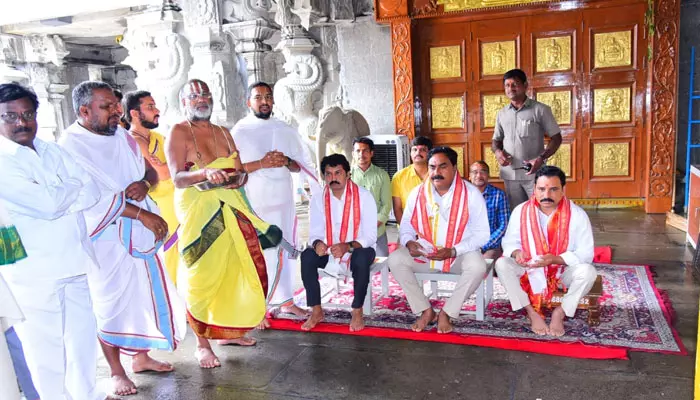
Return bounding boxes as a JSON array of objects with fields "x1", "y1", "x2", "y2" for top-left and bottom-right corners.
[{"x1": 391, "y1": 165, "x2": 424, "y2": 210}]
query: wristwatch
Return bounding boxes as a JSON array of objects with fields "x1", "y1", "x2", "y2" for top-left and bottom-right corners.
[
  {"x1": 346, "y1": 242, "x2": 354, "y2": 254},
  {"x1": 141, "y1": 179, "x2": 152, "y2": 189}
]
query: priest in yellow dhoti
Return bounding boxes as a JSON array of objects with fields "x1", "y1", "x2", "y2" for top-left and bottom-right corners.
[
  {"x1": 166, "y1": 79, "x2": 283, "y2": 369},
  {"x1": 123, "y1": 91, "x2": 180, "y2": 285}
]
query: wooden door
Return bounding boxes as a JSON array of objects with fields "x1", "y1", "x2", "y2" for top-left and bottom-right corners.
[{"x1": 581, "y1": 4, "x2": 648, "y2": 198}]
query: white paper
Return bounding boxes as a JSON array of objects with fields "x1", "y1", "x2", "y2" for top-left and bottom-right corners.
[
  {"x1": 323, "y1": 252, "x2": 351, "y2": 278},
  {"x1": 526, "y1": 268, "x2": 547, "y2": 294}
]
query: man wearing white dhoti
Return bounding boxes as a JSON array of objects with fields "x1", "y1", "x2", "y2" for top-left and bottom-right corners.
[
  {"x1": 495, "y1": 165, "x2": 596, "y2": 337},
  {"x1": 60, "y1": 81, "x2": 186, "y2": 396},
  {"x1": 233, "y1": 82, "x2": 321, "y2": 326},
  {"x1": 0, "y1": 83, "x2": 105, "y2": 400}
]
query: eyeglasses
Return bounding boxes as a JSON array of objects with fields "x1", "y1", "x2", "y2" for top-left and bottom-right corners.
[
  {"x1": 187, "y1": 93, "x2": 213, "y2": 101},
  {"x1": 0, "y1": 111, "x2": 37, "y2": 124}
]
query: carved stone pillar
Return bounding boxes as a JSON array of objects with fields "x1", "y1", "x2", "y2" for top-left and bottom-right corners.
[
  {"x1": 223, "y1": 19, "x2": 278, "y2": 86},
  {"x1": 120, "y1": 9, "x2": 192, "y2": 134},
  {"x1": 181, "y1": 0, "x2": 247, "y2": 128},
  {"x1": 273, "y1": 25, "x2": 325, "y2": 141}
]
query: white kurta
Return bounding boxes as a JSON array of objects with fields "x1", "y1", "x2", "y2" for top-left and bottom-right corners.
[
  {"x1": 60, "y1": 124, "x2": 186, "y2": 353},
  {"x1": 0, "y1": 274, "x2": 22, "y2": 400},
  {"x1": 233, "y1": 115, "x2": 320, "y2": 306}
]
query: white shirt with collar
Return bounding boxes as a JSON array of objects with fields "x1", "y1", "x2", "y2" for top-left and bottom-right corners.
[
  {"x1": 308, "y1": 181, "x2": 378, "y2": 249},
  {"x1": 501, "y1": 199, "x2": 594, "y2": 266},
  {"x1": 399, "y1": 176, "x2": 490, "y2": 258},
  {"x1": 0, "y1": 136, "x2": 101, "y2": 281}
]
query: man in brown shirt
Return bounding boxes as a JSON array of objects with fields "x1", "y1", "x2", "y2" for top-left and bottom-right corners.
[{"x1": 492, "y1": 69, "x2": 562, "y2": 210}]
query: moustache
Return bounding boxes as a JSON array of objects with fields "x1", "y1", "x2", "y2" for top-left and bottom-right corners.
[
  {"x1": 431, "y1": 175, "x2": 445, "y2": 181},
  {"x1": 329, "y1": 181, "x2": 340, "y2": 185},
  {"x1": 13, "y1": 126, "x2": 33, "y2": 134},
  {"x1": 541, "y1": 198, "x2": 554, "y2": 203}
]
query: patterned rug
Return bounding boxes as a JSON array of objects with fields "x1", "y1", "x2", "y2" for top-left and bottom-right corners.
[{"x1": 270, "y1": 263, "x2": 685, "y2": 357}]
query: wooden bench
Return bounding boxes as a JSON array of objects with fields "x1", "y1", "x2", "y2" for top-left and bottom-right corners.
[
  {"x1": 549, "y1": 275, "x2": 604, "y2": 326},
  {"x1": 413, "y1": 258, "x2": 495, "y2": 321},
  {"x1": 318, "y1": 257, "x2": 390, "y2": 316}
]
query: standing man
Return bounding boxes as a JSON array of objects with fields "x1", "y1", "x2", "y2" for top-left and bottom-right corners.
[
  {"x1": 468, "y1": 161, "x2": 510, "y2": 259},
  {"x1": 0, "y1": 83, "x2": 105, "y2": 399},
  {"x1": 123, "y1": 90, "x2": 180, "y2": 286},
  {"x1": 392, "y1": 136, "x2": 432, "y2": 224},
  {"x1": 492, "y1": 68, "x2": 562, "y2": 210},
  {"x1": 60, "y1": 81, "x2": 186, "y2": 396},
  {"x1": 388, "y1": 147, "x2": 490, "y2": 334},
  {"x1": 167, "y1": 79, "x2": 283, "y2": 369},
  {"x1": 495, "y1": 166, "x2": 596, "y2": 337},
  {"x1": 351, "y1": 137, "x2": 392, "y2": 256},
  {"x1": 232, "y1": 82, "x2": 319, "y2": 325},
  {"x1": 301, "y1": 154, "x2": 377, "y2": 332}
]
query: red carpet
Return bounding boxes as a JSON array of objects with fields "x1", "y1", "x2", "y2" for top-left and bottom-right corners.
[{"x1": 270, "y1": 262, "x2": 685, "y2": 360}]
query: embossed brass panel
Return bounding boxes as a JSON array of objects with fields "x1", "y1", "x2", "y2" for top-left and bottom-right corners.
[
  {"x1": 593, "y1": 87, "x2": 631, "y2": 123},
  {"x1": 481, "y1": 41, "x2": 516, "y2": 76},
  {"x1": 594, "y1": 30, "x2": 632, "y2": 69},
  {"x1": 482, "y1": 94, "x2": 510, "y2": 128},
  {"x1": 546, "y1": 142, "x2": 571, "y2": 176},
  {"x1": 449, "y1": 146, "x2": 465, "y2": 176},
  {"x1": 536, "y1": 36, "x2": 571, "y2": 72},
  {"x1": 482, "y1": 145, "x2": 501, "y2": 178},
  {"x1": 430, "y1": 46, "x2": 461, "y2": 79},
  {"x1": 431, "y1": 97, "x2": 464, "y2": 129},
  {"x1": 437, "y1": 0, "x2": 550, "y2": 12},
  {"x1": 536, "y1": 90, "x2": 571, "y2": 125},
  {"x1": 593, "y1": 143, "x2": 629, "y2": 176}
]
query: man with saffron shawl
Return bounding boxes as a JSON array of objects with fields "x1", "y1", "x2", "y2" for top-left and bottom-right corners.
[
  {"x1": 60, "y1": 81, "x2": 186, "y2": 396},
  {"x1": 495, "y1": 165, "x2": 596, "y2": 336},
  {"x1": 389, "y1": 147, "x2": 490, "y2": 334},
  {"x1": 123, "y1": 90, "x2": 181, "y2": 285},
  {"x1": 166, "y1": 79, "x2": 282, "y2": 369}
]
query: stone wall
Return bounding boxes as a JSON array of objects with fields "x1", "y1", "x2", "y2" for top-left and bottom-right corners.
[
  {"x1": 336, "y1": 18, "x2": 394, "y2": 136},
  {"x1": 674, "y1": 0, "x2": 700, "y2": 212}
]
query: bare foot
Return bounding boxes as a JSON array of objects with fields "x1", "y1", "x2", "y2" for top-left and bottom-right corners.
[
  {"x1": 411, "y1": 308, "x2": 437, "y2": 332},
  {"x1": 195, "y1": 347, "x2": 221, "y2": 369},
  {"x1": 111, "y1": 374, "x2": 137, "y2": 396},
  {"x1": 132, "y1": 352, "x2": 173, "y2": 373},
  {"x1": 257, "y1": 318, "x2": 271, "y2": 330},
  {"x1": 281, "y1": 304, "x2": 310, "y2": 318},
  {"x1": 349, "y1": 308, "x2": 365, "y2": 332},
  {"x1": 301, "y1": 306, "x2": 324, "y2": 331},
  {"x1": 525, "y1": 306, "x2": 548, "y2": 336},
  {"x1": 548, "y1": 307, "x2": 566, "y2": 337},
  {"x1": 436, "y1": 310, "x2": 453, "y2": 334},
  {"x1": 217, "y1": 336, "x2": 257, "y2": 346}
]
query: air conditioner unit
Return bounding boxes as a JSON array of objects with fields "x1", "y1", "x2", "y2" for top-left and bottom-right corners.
[{"x1": 368, "y1": 134, "x2": 410, "y2": 179}]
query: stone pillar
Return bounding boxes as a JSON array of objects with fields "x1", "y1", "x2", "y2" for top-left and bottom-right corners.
[
  {"x1": 120, "y1": 8, "x2": 193, "y2": 134},
  {"x1": 223, "y1": 19, "x2": 278, "y2": 87}
]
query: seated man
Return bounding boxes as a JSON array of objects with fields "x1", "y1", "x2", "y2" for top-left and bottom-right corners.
[
  {"x1": 495, "y1": 165, "x2": 596, "y2": 337},
  {"x1": 388, "y1": 147, "x2": 490, "y2": 334},
  {"x1": 301, "y1": 154, "x2": 377, "y2": 332},
  {"x1": 468, "y1": 161, "x2": 509, "y2": 259}
]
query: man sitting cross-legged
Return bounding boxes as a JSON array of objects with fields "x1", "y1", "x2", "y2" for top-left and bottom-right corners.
[
  {"x1": 495, "y1": 165, "x2": 596, "y2": 336},
  {"x1": 301, "y1": 154, "x2": 377, "y2": 332},
  {"x1": 388, "y1": 147, "x2": 490, "y2": 334}
]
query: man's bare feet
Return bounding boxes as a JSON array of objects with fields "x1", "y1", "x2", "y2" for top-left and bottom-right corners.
[
  {"x1": 436, "y1": 310, "x2": 453, "y2": 334},
  {"x1": 411, "y1": 308, "x2": 437, "y2": 332},
  {"x1": 195, "y1": 347, "x2": 221, "y2": 369},
  {"x1": 256, "y1": 318, "x2": 271, "y2": 330},
  {"x1": 281, "y1": 304, "x2": 310, "y2": 318},
  {"x1": 349, "y1": 308, "x2": 365, "y2": 332},
  {"x1": 301, "y1": 306, "x2": 324, "y2": 331},
  {"x1": 132, "y1": 352, "x2": 173, "y2": 373},
  {"x1": 111, "y1": 374, "x2": 137, "y2": 396},
  {"x1": 525, "y1": 306, "x2": 548, "y2": 336},
  {"x1": 548, "y1": 306, "x2": 566, "y2": 337},
  {"x1": 217, "y1": 336, "x2": 257, "y2": 346}
]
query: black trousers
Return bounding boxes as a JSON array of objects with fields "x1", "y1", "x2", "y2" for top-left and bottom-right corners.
[{"x1": 300, "y1": 247, "x2": 376, "y2": 309}]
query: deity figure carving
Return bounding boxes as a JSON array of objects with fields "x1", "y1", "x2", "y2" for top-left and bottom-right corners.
[
  {"x1": 601, "y1": 93, "x2": 623, "y2": 121},
  {"x1": 545, "y1": 39, "x2": 562, "y2": 70},
  {"x1": 482, "y1": 94, "x2": 509, "y2": 128},
  {"x1": 491, "y1": 43, "x2": 506, "y2": 72},
  {"x1": 594, "y1": 143, "x2": 628, "y2": 176},
  {"x1": 222, "y1": 0, "x2": 272, "y2": 22}
]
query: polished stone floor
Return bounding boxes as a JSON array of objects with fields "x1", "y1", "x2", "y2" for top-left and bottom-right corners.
[{"x1": 95, "y1": 209, "x2": 700, "y2": 399}]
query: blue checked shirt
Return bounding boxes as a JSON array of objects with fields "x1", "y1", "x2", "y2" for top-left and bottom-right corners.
[{"x1": 481, "y1": 184, "x2": 510, "y2": 252}]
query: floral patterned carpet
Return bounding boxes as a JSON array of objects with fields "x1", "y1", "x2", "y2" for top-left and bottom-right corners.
[{"x1": 270, "y1": 263, "x2": 685, "y2": 355}]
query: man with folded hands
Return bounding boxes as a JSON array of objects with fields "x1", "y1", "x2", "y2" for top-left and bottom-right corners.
[{"x1": 388, "y1": 146, "x2": 490, "y2": 334}]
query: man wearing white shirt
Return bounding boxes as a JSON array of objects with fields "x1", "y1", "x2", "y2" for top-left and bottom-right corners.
[
  {"x1": 495, "y1": 165, "x2": 596, "y2": 337},
  {"x1": 0, "y1": 83, "x2": 105, "y2": 400},
  {"x1": 388, "y1": 147, "x2": 490, "y2": 334},
  {"x1": 301, "y1": 154, "x2": 377, "y2": 332}
]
